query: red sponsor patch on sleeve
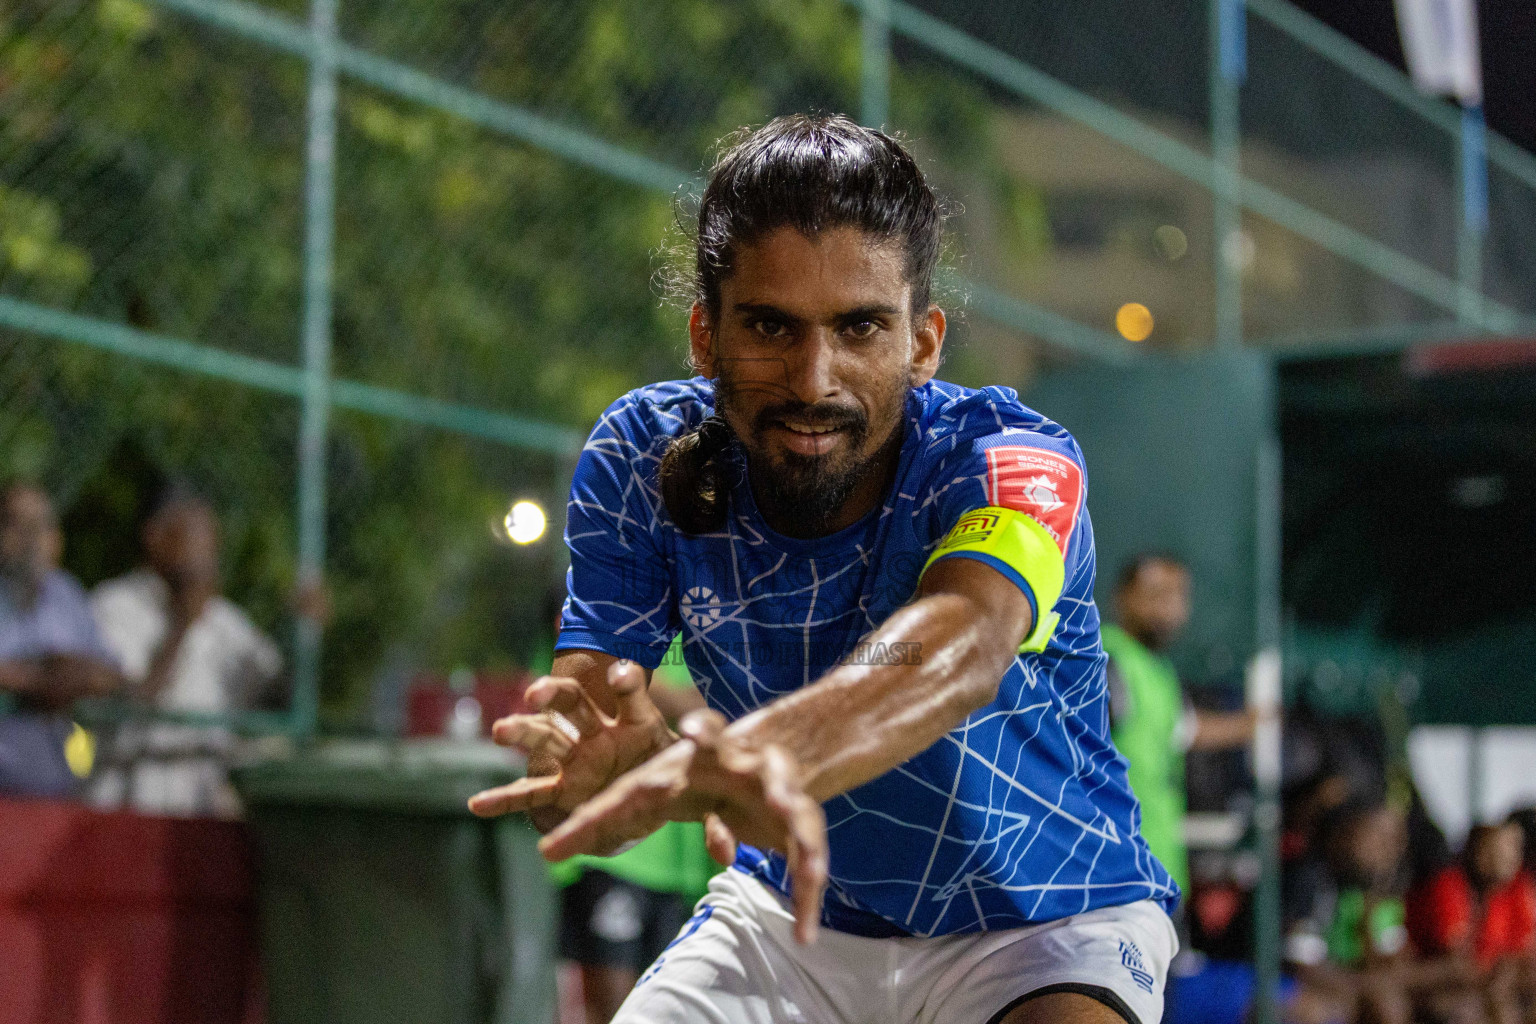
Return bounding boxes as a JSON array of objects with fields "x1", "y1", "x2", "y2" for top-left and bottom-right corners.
[{"x1": 983, "y1": 446, "x2": 1084, "y2": 553}]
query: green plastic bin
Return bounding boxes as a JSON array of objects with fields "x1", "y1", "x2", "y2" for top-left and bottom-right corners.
[{"x1": 234, "y1": 740, "x2": 555, "y2": 1024}]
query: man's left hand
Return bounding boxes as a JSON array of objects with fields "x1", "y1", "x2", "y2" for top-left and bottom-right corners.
[{"x1": 539, "y1": 708, "x2": 829, "y2": 944}]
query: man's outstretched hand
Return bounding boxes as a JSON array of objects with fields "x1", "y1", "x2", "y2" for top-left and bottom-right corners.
[
  {"x1": 468, "y1": 660, "x2": 674, "y2": 830},
  {"x1": 539, "y1": 709, "x2": 829, "y2": 945}
]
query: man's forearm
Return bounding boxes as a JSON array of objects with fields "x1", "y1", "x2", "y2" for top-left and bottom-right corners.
[
  {"x1": 1191, "y1": 709, "x2": 1258, "y2": 751},
  {"x1": 725, "y1": 585, "x2": 1024, "y2": 803},
  {"x1": 141, "y1": 625, "x2": 189, "y2": 702},
  {"x1": 0, "y1": 655, "x2": 118, "y2": 711}
]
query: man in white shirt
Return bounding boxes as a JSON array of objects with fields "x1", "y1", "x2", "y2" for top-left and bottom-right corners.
[{"x1": 90, "y1": 488, "x2": 282, "y2": 818}]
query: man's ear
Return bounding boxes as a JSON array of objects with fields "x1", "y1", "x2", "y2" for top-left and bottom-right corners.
[
  {"x1": 688, "y1": 303, "x2": 717, "y2": 378},
  {"x1": 910, "y1": 305, "x2": 946, "y2": 387}
]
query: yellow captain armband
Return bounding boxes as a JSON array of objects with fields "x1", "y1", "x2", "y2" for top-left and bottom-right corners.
[{"x1": 920, "y1": 506, "x2": 1067, "y2": 654}]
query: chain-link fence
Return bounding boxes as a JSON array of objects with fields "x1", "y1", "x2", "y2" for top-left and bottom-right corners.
[{"x1": 3, "y1": 0, "x2": 1534, "y2": 731}]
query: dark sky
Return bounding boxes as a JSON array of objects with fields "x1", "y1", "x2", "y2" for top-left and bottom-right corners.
[{"x1": 1289, "y1": 0, "x2": 1536, "y2": 153}]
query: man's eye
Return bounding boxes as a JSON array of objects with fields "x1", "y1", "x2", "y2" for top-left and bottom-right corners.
[
  {"x1": 752, "y1": 319, "x2": 788, "y2": 338},
  {"x1": 845, "y1": 320, "x2": 880, "y2": 339}
]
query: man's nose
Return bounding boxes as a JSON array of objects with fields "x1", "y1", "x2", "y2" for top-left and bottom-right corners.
[{"x1": 783, "y1": 330, "x2": 839, "y2": 405}]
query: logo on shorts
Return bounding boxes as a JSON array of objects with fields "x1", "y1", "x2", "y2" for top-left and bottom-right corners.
[
  {"x1": 591, "y1": 887, "x2": 644, "y2": 944},
  {"x1": 1119, "y1": 939, "x2": 1155, "y2": 994}
]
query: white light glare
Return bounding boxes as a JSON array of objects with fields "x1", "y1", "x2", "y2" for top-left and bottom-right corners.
[{"x1": 503, "y1": 500, "x2": 547, "y2": 544}]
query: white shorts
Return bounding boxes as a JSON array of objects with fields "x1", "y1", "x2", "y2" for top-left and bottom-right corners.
[{"x1": 612, "y1": 867, "x2": 1178, "y2": 1024}]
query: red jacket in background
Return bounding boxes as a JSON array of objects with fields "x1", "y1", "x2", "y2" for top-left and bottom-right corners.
[{"x1": 1409, "y1": 866, "x2": 1536, "y2": 967}]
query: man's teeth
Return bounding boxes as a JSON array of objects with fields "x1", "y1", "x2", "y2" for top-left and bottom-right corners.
[{"x1": 784, "y1": 422, "x2": 839, "y2": 435}]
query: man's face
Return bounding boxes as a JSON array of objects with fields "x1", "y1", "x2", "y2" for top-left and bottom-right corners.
[
  {"x1": 1470, "y1": 824, "x2": 1524, "y2": 889},
  {"x1": 1343, "y1": 806, "x2": 1407, "y2": 887},
  {"x1": 1117, "y1": 559, "x2": 1191, "y2": 652},
  {"x1": 144, "y1": 502, "x2": 220, "y2": 587},
  {"x1": 689, "y1": 226, "x2": 944, "y2": 533},
  {"x1": 0, "y1": 485, "x2": 61, "y2": 588}
]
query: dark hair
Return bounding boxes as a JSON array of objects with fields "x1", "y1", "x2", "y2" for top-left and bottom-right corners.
[
  {"x1": 1116, "y1": 552, "x2": 1188, "y2": 591},
  {"x1": 660, "y1": 114, "x2": 946, "y2": 534},
  {"x1": 141, "y1": 479, "x2": 213, "y2": 529}
]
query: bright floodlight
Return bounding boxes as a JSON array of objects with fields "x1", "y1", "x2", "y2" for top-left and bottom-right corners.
[{"x1": 504, "y1": 500, "x2": 547, "y2": 544}]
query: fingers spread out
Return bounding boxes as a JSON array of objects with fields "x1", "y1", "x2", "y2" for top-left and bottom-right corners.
[
  {"x1": 762, "y1": 745, "x2": 827, "y2": 945},
  {"x1": 704, "y1": 811, "x2": 738, "y2": 867},
  {"x1": 538, "y1": 772, "x2": 673, "y2": 861},
  {"x1": 678, "y1": 708, "x2": 728, "y2": 750},
  {"x1": 607, "y1": 659, "x2": 656, "y2": 725},
  {"x1": 528, "y1": 677, "x2": 603, "y2": 739},
  {"x1": 491, "y1": 714, "x2": 575, "y2": 760},
  {"x1": 467, "y1": 774, "x2": 561, "y2": 818}
]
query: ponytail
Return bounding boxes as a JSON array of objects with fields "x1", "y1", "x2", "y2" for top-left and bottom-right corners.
[{"x1": 659, "y1": 415, "x2": 736, "y2": 534}]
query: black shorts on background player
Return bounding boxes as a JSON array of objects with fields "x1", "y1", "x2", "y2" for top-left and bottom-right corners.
[{"x1": 559, "y1": 869, "x2": 694, "y2": 971}]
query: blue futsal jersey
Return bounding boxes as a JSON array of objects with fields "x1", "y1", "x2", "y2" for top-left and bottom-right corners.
[{"x1": 555, "y1": 377, "x2": 1178, "y2": 937}]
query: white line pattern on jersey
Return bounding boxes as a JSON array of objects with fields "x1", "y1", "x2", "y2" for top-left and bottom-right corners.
[{"x1": 557, "y1": 378, "x2": 1178, "y2": 936}]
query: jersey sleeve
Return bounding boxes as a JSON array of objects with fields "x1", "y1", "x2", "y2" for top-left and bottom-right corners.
[
  {"x1": 922, "y1": 429, "x2": 1088, "y2": 652},
  {"x1": 554, "y1": 394, "x2": 678, "y2": 670}
]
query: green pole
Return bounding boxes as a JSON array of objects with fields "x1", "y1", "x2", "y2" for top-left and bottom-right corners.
[
  {"x1": 292, "y1": 0, "x2": 339, "y2": 739},
  {"x1": 1210, "y1": 0, "x2": 1244, "y2": 348},
  {"x1": 860, "y1": 0, "x2": 890, "y2": 129},
  {"x1": 1457, "y1": 105, "x2": 1487, "y2": 326}
]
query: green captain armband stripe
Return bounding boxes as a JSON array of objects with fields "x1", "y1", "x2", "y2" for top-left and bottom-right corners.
[{"x1": 920, "y1": 506, "x2": 1066, "y2": 654}]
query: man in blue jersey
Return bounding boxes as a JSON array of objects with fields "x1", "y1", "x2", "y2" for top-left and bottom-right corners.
[{"x1": 470, "y1": 114, "x2": 1178, "y2": 1024}]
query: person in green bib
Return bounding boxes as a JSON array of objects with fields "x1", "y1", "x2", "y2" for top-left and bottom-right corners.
[
  {"x1": 1102, "y1": 554, "x2": 1256, "y2": 896},
  {"x1": 530, "y1": 623, "x2": 719, "y2": 1024}
]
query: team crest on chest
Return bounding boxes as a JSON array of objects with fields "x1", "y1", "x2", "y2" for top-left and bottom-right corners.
[{"x1": 680, "y1": 585, "x2": 722, "y2": 630}]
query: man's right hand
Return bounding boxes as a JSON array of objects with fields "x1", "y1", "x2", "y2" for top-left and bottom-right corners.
[{"x1": 468, "y1": 659, "x2": 674, "y2": 830}]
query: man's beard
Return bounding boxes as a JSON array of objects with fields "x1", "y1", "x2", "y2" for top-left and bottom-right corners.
[{"x1": 716, "y1": 372, "x2": 910, "y2": 536}]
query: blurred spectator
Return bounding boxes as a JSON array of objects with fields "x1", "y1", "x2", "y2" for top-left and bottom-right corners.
[
  {"x1": 0, "y1": 480, "x2": 121, "y2": 797},
  {"x1": 1281, "y1": 798, "x2": 1507, "y2": 1024},
  {"x1": 1506, "y1": 807, "x2": 1536, "y2": 876},
  {"x1": 1103, "y1": 553, "x2": 1257, "y2": 895},
  {"x1": 88, "y1": 486, "x2": 282, "y2": 818},
  {"x1": 1283, "y1": 799, "x2": 1415, "y2": 1024},
  {"x1": 1408, "y1": 821, "x2": 1536, "y2": 1024}
]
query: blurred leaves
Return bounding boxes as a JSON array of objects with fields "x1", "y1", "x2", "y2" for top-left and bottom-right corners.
[{"x1": 0, "y1": 0, "x2": 1003, "y2": 723}]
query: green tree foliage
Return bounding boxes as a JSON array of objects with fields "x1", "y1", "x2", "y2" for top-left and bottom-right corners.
[{"x1": 0, "y1": 0, "x2": 1006, "y2": 723}]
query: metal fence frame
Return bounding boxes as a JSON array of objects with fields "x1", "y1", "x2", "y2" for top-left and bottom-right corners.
[{"x1": 2, "y1": 0, "x2": 1533, "y2": 736}]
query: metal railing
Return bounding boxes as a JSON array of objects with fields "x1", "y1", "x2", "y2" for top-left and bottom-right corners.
[{"x1": 2, "y1": 0, "x2": 1533, "y2": 740}]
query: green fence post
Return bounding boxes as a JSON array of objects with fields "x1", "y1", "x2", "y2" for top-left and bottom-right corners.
[
  {"x1": 860, "y1": 0, "x2": 890, "y2": 129},
  {"x1": 1210, "y1": 0, "x2": 1244, "y2": 348},
  {"x1": 292, "y1": 0, "x2": 340, "y2": 739},
  {"x1": 1457, "y1": 105, "x2": 1487, "y2": 326}
]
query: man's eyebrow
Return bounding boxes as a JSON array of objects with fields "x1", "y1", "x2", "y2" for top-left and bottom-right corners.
[
  {"x1": 732, "y1": 302, "x2": 802, "y2": 323},
  {"x1": 731, "y1": 302, "x2": 903, "y2": 322},
  {"x1": 836, "y1": 303, "x2": 903, "y2": 322}
]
